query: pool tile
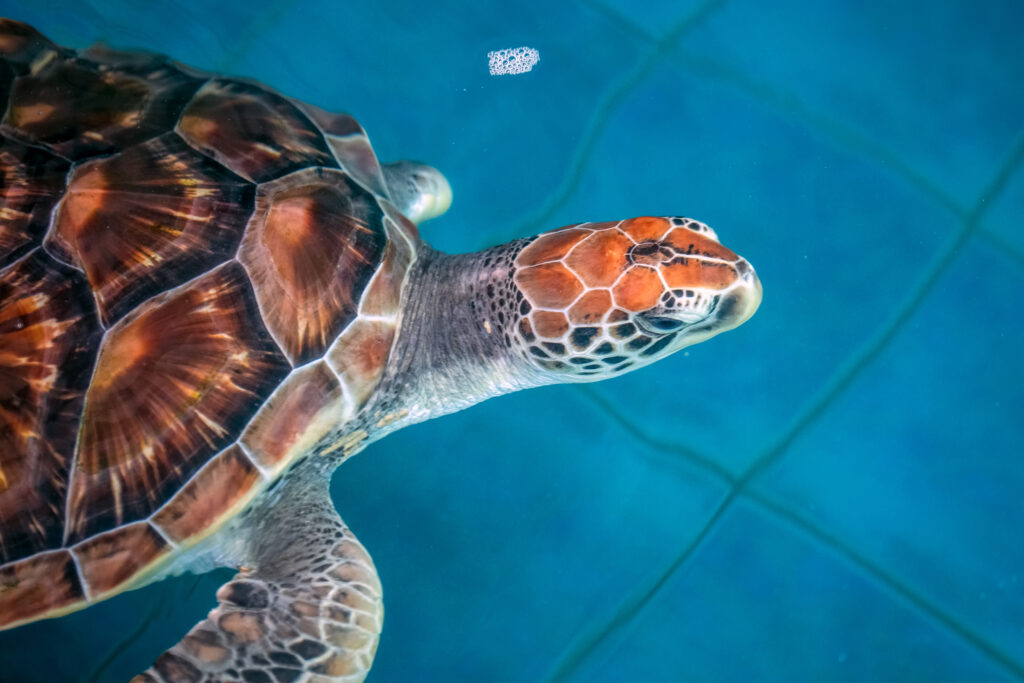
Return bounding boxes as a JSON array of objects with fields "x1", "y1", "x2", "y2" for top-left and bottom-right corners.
[
  {"x1": 981, "y1": 162, "x2": 1024, "y2": 260},
  {"x1": 0, "y1": 566, "x2": 232, "y2": 681},
  {"x1": 553, "y1": 63, "x2": 954, "y2": 474},
  {"x1": 754, "y1": 239, "x2": 1024, "y2": 671},
  {"x1": 334, "y1": 385, "x2": 730, "y2": 681},
  {"x1": 13, "y1": 0, "x2": 267, "y2": 71},
  {"x1": 560, "y1": 499, "x2": 1020, "y2": 683},
  {"x1": 588, "y1": 0, "x2": 715, "y2": 41},
  {"x1": 691, "y1": 0, "x2": 1024, "y2": 209}
]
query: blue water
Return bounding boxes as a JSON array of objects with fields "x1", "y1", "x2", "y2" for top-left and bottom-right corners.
[{"x1": 1, "y1": 1, "x2": 1023, "y2": 681}]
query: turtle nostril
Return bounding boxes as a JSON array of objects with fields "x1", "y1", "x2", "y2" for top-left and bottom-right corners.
[{"x1": 735, "y1": 258, "x2": 756, "y2": 284}]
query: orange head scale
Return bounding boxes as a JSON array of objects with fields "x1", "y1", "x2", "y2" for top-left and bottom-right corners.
[{"x1": 510, "y1": 216, "x2": 761, "y2": 380}]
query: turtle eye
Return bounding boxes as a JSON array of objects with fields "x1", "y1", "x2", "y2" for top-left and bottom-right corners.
[{"x1": 635, "y1": 313, "x2": 687, "y2": 334}]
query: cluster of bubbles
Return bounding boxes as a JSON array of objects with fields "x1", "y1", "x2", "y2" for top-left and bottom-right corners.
[{"x1": 487, "y1": 47, "x2": 540, "y2": 76}]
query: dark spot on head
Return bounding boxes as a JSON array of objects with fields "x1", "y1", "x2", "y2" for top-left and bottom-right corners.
[
  {"x1": 593, "y1": 341, "x2": 615, "y2": 355},
  {"x1": 640, "y1": 333, "x2": 676, "y2": 357},
  {"x1": 611, "y1": 323, "x2": 636, "y2": 339},
  {"x1": 221, "y1": 580, "x2": 269, "y2": 609},
  {"x1": 607, "y1": 309, "x2": 629, "y2": 323},
  {"x1": 291, "y1": 639, "x2": 328, "y2": 660},
  {"x1": 519, "y1": 319, "x2": 535, "y2": 343},
  {"x1": 569, "y1": 357, "x2": 590, "y2": 365},
  {"x1": 570, "y1": 327, "x2": 599, "y2": 350},
  {"x1": 712, "y1": 292, "x2": 734, "y2": 319},
  {"x1": 269, "y1": 652, "x2": 302, "y2": 668},
  {"x1": 154, "y1": 653, "x2": 201, "y2": 681},
  {"x1": 242, "y1": 669, "x2": 273, "y2": 683},
  {"x1": 540, "y1": 359, "x2": 567, "y2": 371},
  {"x1": 519, "y1": 299, "x2": 531, "y2": 315},
  {"x1": 271, "y1": 668, "x2": 302, "y2": 683},
  {"x1": 627, "y1": 335, "x2": 652, "y2": 350},
  {"x1": 542, "y1": 341, "x2": 566, "y2": 355},
  {"x1": 529, "y1": 345, "x2": 548, "y2": 358},
  {"x1": 601, "y1": 355, "x2": 628, "y2": 365}
]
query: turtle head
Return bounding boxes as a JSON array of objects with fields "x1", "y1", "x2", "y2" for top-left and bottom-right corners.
[{"x1": 510, "y1": 216, "x2": 761, "y2": 381}]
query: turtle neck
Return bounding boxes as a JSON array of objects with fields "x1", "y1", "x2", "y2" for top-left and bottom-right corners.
[{"x1": 370, "y1": 240, "x2": 545, "y2": 429}]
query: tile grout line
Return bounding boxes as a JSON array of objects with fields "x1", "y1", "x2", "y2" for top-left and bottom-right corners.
[
  {"x1": 534, "y1": 3, "x2": 737, "y2": 681},
  {"x1": 579, "y1": 382, "x2": 1024, "y2": 680},
  {"x1": 740, "y1": 131, "x2": 1024, "y2": 486},
  {"x1": 585, "y1": 378, "x2": 1024, "y2": 680},
  {"x1": 563, "y1": 0, "x2": 1024, "y2": 468},
  {"x1": 493, "y1": 0, "x2": 727, "y2": 245},
  {"x1": 540, "y1": 491, "x2": 738, "y2": 683},
  {"x1": 667, "y1": 47, "x2": 1024, "y2": 274},
  {"x1": 748, "y1": 492, "x2": 1024, "y2": 680},
  {"x1": 84, "y1": 572, "x2": 194, "y2": 682},
  {"x1": 579, "y1": 385, "x2": 735, "y2": 483},
  {"x1": 587, "y1": 0, "x2": 1024, "y2": 597},
  {"x1": 979, "y1": 227, "x2": 1024, "y2": 270},
  {"x1": 672, "y1": 50, "x2": 966, "y2": 219},
  {"x1": 491, "y1": 0, "x2": 1023, "y2": 278},
  {"x1": 556, "y1": 133, "x2": 1024, "y2": 682},
  {"x1": 214, "y1": 0, "x2": 298, "y2": 73},
  {"x1": 542, "y1": 3, "x2": 1024, "y2": 677},
  {"x1": 590, "y1": 0, "x2": 1024, "y2": 273}
]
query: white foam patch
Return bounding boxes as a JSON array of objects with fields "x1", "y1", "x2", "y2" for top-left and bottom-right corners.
[{"x1": 488, "y1": 46, "x2": 540, "y2": 76}]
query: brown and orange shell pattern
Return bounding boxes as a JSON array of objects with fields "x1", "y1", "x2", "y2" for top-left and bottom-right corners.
[{"x1": 0, "y1": 19, "x2": 418, "y2": 629}]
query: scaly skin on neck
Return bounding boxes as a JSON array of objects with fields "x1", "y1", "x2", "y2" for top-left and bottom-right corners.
[{"x1": 370, "y1": 241, "x2": 544, "y2": 428}]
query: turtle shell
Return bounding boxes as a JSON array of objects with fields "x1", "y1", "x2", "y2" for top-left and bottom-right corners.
[{"x1": 0, "y1": 19, "x2": 420, "y2": 629}]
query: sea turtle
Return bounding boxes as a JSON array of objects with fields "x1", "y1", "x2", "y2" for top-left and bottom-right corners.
[{"x1": 0, "y1": 17, "x2": 762, "y2": 682}]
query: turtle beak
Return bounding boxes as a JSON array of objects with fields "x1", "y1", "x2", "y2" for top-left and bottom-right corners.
[
  {"x1": 712, "y1": 258, "x2": 762, "y2": 332},
  {"x1": 640, "y1": 257, "x2": 761, "y2": 341}
]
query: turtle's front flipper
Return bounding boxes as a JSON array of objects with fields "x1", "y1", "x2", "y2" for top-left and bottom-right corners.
[{"x1": 134, "y1": 478, "x2": 383, "y2": 683}]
